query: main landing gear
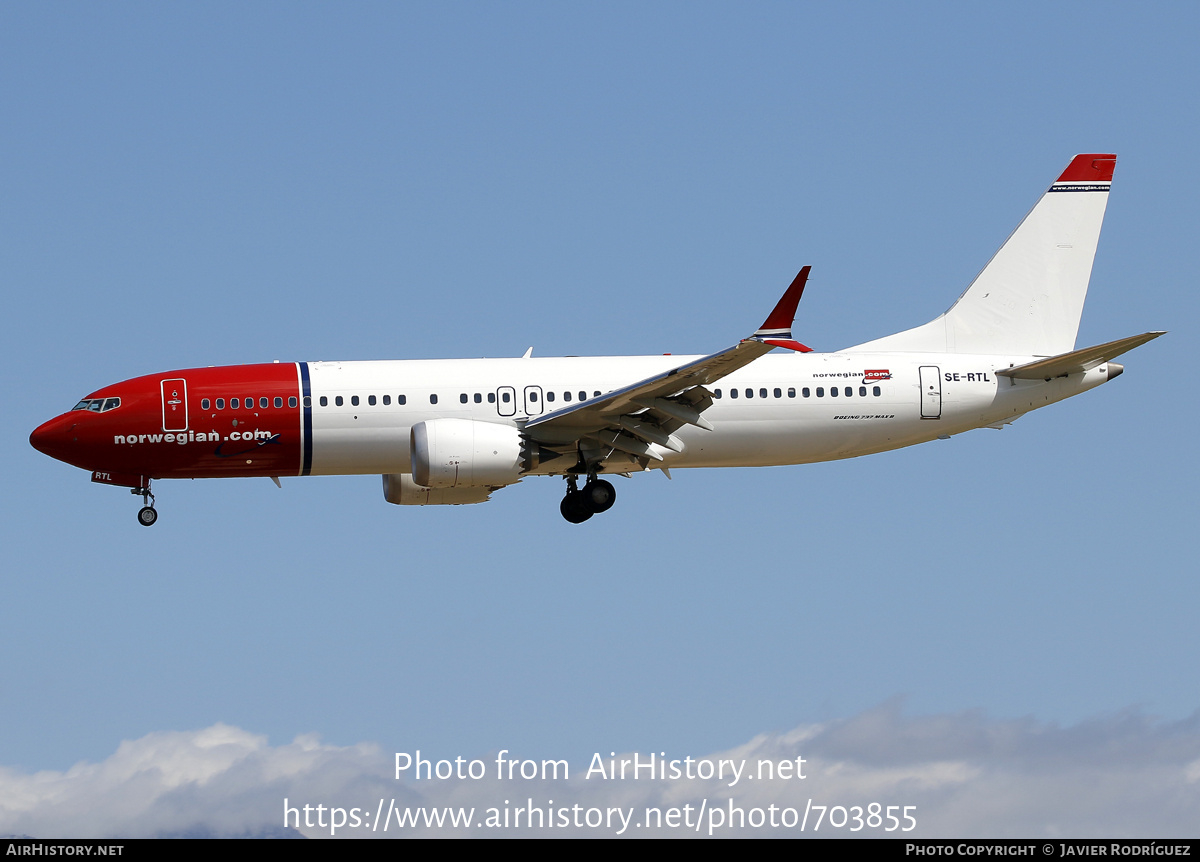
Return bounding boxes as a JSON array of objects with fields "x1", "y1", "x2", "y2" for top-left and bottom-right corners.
[
  {"x1": 133, "y1": 482, "x2": 158, "y2": 527},
  {"x1": 560, "y1": 475, "x2": 616, "y2": 524}
]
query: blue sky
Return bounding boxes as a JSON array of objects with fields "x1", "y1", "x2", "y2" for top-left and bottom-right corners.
[{"x1": 2, "y1": 2, "x2": 1197, "y2": 837}]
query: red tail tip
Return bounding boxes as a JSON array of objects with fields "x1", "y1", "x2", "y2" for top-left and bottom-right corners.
[{"x1": 1057, "y1": 154, "x2": 1116, "y2": 183}]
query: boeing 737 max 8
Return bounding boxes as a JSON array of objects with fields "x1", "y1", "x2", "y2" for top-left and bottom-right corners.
[{"x1": 30, "y1": 154, "x2": 1163, "y2": 525}]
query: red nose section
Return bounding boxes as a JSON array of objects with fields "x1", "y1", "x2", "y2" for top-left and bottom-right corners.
[{"x1": 30, "y1": 413, "x2": 80, "y2": 466}]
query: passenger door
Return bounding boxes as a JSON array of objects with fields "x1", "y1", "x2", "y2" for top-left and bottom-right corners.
[
  {"x1": 161, "y1": 378, "x2": 188, "y2": 432},
  {"x1": 919, "y1": 366, "x2": 941, "y2": 419}
]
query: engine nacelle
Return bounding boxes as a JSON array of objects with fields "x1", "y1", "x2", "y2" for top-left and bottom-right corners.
[
  {"x1": 382, "y1": 473, "x2": 493, "y2": 505},
  {"x1": 410, "y1": 418, "x2": 524, "y2": 489}
]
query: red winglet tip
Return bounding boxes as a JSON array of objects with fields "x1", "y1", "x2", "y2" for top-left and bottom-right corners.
[
  {"x1": 1056, "y1": 154, "x2": 1117, "y2": 183},
  {"x1": 760, "y1": 266, "x2": 811, "y2": 332}
]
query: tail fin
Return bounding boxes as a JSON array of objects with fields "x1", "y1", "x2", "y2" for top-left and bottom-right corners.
[{"x1": 848, "y1": 154, "x2": 1116, "y2": 356}]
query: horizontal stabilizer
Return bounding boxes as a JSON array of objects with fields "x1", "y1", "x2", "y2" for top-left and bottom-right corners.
[{"x1": 997, "y1": 331, "x2": 1165, "y2": 380}]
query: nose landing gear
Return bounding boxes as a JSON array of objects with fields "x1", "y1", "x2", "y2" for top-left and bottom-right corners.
[
  {"x1": 559, "y1": 475, "x2": 616, "y2": 524},
  {"x1": 133, "y1": 482, "x2": 158, "y2": 527}
]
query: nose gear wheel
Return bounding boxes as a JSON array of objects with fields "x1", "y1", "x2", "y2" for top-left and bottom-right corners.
[{"x1": 132, "y1": 482, "x2": 158, "y2": 527}]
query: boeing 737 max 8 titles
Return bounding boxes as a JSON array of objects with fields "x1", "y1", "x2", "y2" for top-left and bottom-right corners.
[{"x1": 31, "y1": 154, "x2": 1163, "y2": 525}]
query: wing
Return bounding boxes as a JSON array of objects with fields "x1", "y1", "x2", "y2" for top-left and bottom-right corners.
[{"x1": 524, "y1": 268, "x2": 812, "y2": 469}]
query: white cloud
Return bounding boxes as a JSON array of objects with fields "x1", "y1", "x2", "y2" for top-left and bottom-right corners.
[{"x1": 2, "y1": 703, "x2": 1198, "y2": 838}]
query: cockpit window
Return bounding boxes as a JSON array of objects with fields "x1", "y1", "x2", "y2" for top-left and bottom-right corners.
[{"x1": 73, "y1": 397, "x2": 121, "y2": 413}]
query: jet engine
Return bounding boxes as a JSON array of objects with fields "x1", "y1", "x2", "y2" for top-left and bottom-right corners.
[
  {"x1": 409, "y1": 418, "x2": 524, "y2": 489},
  {"x1": 382, "y1": 472, "x2": 494, "y2": 505}
]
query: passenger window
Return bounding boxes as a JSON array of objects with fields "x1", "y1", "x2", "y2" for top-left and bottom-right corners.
[
  {"x1": 830, "y1": 387, "x2": 838, "y2": 397},
  {"x1": 502, "y1": 392, "x2": 510, "y2": 403},
  {"x1": 873, "y1": 386, "x2": 881, "y2": 396},
  {"x1": 460, "y1": 393, "x2": 468, "y2": 404},
  {"x1": 335, "y1": 396, "x2": 343, "y2": 407},
  {"x1": 802, "y1": 388, "x2": 810, "y2": 397},
  {"x1": 430, "y1": 394, "x2": 438, "y2": 404},
  {"x1": 202, "y1": 398, "x2": 211, "y2": 410},
  {"x1": 730, "y1": 388, "x2": 739, "y2": 399},
  {"x1": 487, "y1": 393, "x2": 496, "y2": 403},
  {"x1": 351, "y1": 395, "x2": 359, "y2": 407},
  {"x1": 474, "y1": 393, "x2": 482, "y2": 403},
  {"x1": 760, "y1": 388, "x2": 768, "y2": 398},
  {"x1": 398, "y1": 395, "x2": 407, "y2": 405},
  {"x1": 290, "y1": 396, "x2": 298, "y2": 408},
  {"x1": 773, "y1": 388, "x2": 781, "y2": 398},
  {"x1": 383, "y1": 395, "x2": 391, "y2": 405},
  {"x1": 788, "y1": 388, "x2": 795, "y2": 398},
  {"x1": 745, "y1": 388, "x2": 753, "y2": 398},
  {"x1": 301, "y1": 396, "x2": 309, "y2": 407},
  {"x1": 714, "y1": 389, "x2": 722, "y2": 398},
  {"x1": 859, "y1": 387, "x2": 866, "y2": 397},
  {"x1": 547, "y1": 392, "x2": 555, "y2": 402},
  {"x1": 216, "y1": 398, "x2": 225, "y2": 409},
  {"x1": 319, "y1": 396, "x2": 327, "y2": 407},
  {"x1": 816, "y1": 387, "x2": 824, "y2": 397},
  {"x1": 368, "y1": 395, "x2": 377, "y2": 406},
  {"x1": 579, "y1": 391, "x2": 587, "y2": 401},
  {"x1": 274, "y1": 397, "x2": 283, "y2": 408},
  {"x1": 845, "y1": 387, "x2": 852, "y2": 397},
  {"x1": 594, "y1": 391, "x2": 600, "y2": 397},
  {"x1": 564, "y1": 391, "x2": 572, "y2": 402},
  {"x1": 258, "y1": 397, "x2": 267, "y2": 409}
]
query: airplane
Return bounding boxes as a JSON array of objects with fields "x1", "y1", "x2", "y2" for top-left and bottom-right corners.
[{"x1": 30, "y1": 153, "x2": 1163, "y2": 526}]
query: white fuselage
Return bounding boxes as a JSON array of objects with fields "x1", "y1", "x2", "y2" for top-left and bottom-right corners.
[{"x1": 305, "y1": 351, "x2": 1111, "y2": 477}]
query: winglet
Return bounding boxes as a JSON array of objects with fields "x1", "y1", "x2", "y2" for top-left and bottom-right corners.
[{"x1": 750, "y1": 266, "x2": 813, "y2": 352}]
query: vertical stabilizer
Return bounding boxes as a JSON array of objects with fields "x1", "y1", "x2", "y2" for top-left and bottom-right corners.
[{"x1": 847, "y1": 154, "x2": 1115, "y2": 356}]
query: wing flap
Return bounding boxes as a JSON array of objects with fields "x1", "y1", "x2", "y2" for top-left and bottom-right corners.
[
  {"x1": 633, "y1": 396, "x2": 714, "y2": 432},
  {"x1": 586, "y1": 429, "x2": 665, "y2": 462}
]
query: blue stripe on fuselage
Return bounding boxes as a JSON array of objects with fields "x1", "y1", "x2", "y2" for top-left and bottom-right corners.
[{"x1": 299, "y1": 362, "x2": 313, "y2": 476}]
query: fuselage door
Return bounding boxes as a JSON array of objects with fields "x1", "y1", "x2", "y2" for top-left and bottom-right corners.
[
  {"x1": 496, "y1": 386, "x2": 516, "y2": 417},
  {"x1": 919, "y1": 366, "x2": 941, "y2": 419},
  {"x1": 523, "y1": 385, "x2": 544, "y2": 416},
  {"x1": 161, "y1": 378, "x2": 189, "y2": 431}
]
